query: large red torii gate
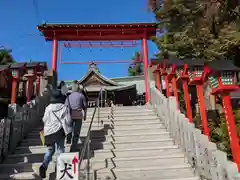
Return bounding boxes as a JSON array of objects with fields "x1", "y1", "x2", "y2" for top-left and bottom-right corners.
[{"x1": 37, "y1": 23, "x2": 157, "y2": 102}]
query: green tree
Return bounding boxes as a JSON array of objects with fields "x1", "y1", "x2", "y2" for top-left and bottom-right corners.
[
  {"x1": 128, "y1": 52, "x2": 143, "y2": 76},
  {"x1": 0, "y1": 48, "x2": 15, "y2": 65},
  {"x1": 150, "y1": 0, "x2": 240, "y2": 61},
  {"x1": 128, "y1": 66, "x2": 135, "y2": 76}
]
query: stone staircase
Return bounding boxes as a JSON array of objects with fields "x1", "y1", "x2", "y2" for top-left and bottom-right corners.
[
  {"x1": 90, "y1": 106, "x2": 199, "y2": 180},
  {"x1": 0, "y1": 106, "x2": 200, "y2": 180}
]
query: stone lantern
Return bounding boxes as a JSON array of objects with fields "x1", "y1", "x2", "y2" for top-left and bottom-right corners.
[
  {"x1": 9, "y1": 63, "x2": 26, "y2": 104},
  {"x1": 207, "y1": 59, "x2": 240, "y2": 169}
]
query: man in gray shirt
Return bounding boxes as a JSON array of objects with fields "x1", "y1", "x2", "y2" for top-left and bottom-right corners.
[{"x1": 65, "y1": 82, "x2": 87, "y2": 151}]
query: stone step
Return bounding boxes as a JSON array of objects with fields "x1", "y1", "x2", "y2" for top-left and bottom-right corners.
[
  {"x1": 29, "y1": 123, "x2": 166, "y2": 135},
  {"x1": 87, "y1": 111, "x2": 156, "y2": 118},
  {"x1": 110, "y1": 110, "x2": 155, "y2": 115},
  {"x1": 111, "y1": 123, "x2": 165, "y2": 130},
  {"x1": 112, "y1": 115, "x2": 158, "y2": 121},
  {"x1": 113, "y1": 106, "x2": 152, "y2": 110},
  {"x1": 97, "y1": 167, "x2": 200, "y2": 180},
  {"x1": 84, "y1": 118, "x2": 161, "y2": 125},
  {"x1": 94, "y1": 146, "x2": 183, "y2": 160},
  {"x1": 20, "y1": 131, "x2": 170, "y2": 147},
  {"x1": 26, "y1": 130, "x2": 108, "y2": 140},
  {"x1": 20, "y1": 135, "x2": 109, "y2": 146},
  {"x1": 82, "y1": 119, "x2": 161, "y2": 128},
  {"x1": 112, "y1": 132, "x2": 170, "y2": 141},
  {"x1": 5, "y1": 145, "x2": 181, "y2": 164},
  {"x1": 0, "y1": 172, "x2": 45, "y2": 180},
  {"x1": 0, "y1": 162, "x2": 55, "y2": 175},
  {"x1": 16, "y1": 138, "x2": 174, "y2": 154},
  {"x1": 92, "y1": 155, "x2": 187, "y2": 170},
  {"x1": 96, "y1": 165, "x2": 198, "y2": 180},
  {"x1": 88, "y1": 108, "x2": 153, "y2": 113},
  {"x1": 14, "y1": 145, "x2": 73, "y2": 154},
  {"x1": 109, "y1": 119, "x2": 160, "y2": 125},
  {"x1": 0, "y1": 171, "x2": 92, "y2": 180},
  {"x1": 27, "y1": 126, "x2": 166, "y2": 139},
  {"x1": 28, "y1": 126, "x2": 107, "y2": 137},
  {"x1": 87, "y1": 115, "x2": 158, "y2": 121},
  {"x1": 104, "y1": 138, "x2": 174, "y2": 149},
  {"x1": 31, "y1": 123, "x2": 111, "y2": 132},
  {"x1": 110, "y1": 128, "x2": 167, "y2": 135}
]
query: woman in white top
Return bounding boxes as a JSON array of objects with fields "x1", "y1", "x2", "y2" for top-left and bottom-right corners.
[{"x1": 39, "y1": 89, "x2": 72, "y2": 178}]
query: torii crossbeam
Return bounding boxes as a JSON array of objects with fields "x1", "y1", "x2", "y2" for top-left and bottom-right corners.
[{"x1": 37, "y1": 22, "x2": 158, "y2": 102}]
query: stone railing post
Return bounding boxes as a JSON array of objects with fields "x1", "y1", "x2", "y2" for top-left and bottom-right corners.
[{"x1": 0, "y1": 88, "x2": 51, "y2": 160}]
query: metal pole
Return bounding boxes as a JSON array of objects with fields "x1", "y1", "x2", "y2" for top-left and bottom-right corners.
[
  {"x1": 98, "y1": 96, "x2": 100, "y2": 126},
  {"x1": 87, "y1": 140, "x2": 91, "y2": 180},
  {"x1": 100, "y1": 90, "x2": 103, "y2": 108}
]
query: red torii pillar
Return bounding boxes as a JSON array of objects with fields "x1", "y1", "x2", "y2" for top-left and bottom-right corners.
[
  {"x1": 142, "y1": 36, "x2": 149, "y2": 103},
  {"x1": 52, "y1": 38, "x2": 58, "y2": 72}
]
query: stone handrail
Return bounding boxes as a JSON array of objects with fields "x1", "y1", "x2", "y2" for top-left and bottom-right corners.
[
  {"x1": 0, "y1": 88, "x2": 51, "y2": 163},
  {"x1": 149, "y1": 85, "x2": 240, "y2": 180}
]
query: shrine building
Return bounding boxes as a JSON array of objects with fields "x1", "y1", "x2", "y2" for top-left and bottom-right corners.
[{"x1": 61, "y1": 63, "x2": 145, "y2": 106}]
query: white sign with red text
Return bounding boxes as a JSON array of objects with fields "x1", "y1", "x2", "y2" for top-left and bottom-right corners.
[{"x1": 57, "y1": 152, "x2": 79, "y2": 180}]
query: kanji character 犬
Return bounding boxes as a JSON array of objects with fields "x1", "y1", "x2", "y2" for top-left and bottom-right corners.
[{"x1": 59, "y1": 163, "x2": 74, "y2": 179}]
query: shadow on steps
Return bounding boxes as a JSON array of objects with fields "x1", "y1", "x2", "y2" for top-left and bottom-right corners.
[{"x1": 0, "y1": 124, "x2": 112, "y2": 179}]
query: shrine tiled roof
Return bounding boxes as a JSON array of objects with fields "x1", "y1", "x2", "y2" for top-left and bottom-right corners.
[
  {"x1": 207, "y1": 60, "x2": 240, "y2": 71},
  {"x1": 38, "y1": 23, "x2": 157, "y2": 29},
  {"x1": 78, "y1": 69, "x2": 119, "y2": 86}
]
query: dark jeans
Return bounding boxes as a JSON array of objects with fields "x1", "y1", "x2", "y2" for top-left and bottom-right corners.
[
  {"x1": 67, "y1": 119, "x2": 83, "y2": 152},
  {"x1": 42, "y1": 137, "x2": 64, "y2": 169}
]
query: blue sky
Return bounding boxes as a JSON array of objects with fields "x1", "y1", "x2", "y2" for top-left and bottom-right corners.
[{"x1": 0, "y1": 0, "x2": 158, "y2": 80}]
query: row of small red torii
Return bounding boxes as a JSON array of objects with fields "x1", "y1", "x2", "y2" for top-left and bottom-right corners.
[
  {"x1": 9, "y1": 62, "x2": 47, "y2": 104},
  {"x1": 150, "y1": 58, "x2": 240, "y2": 170}
]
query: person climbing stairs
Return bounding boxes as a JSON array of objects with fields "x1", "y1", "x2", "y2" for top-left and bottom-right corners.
[{"x1": 0, "y1": 106, "x2": 200, "y2": 180}]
